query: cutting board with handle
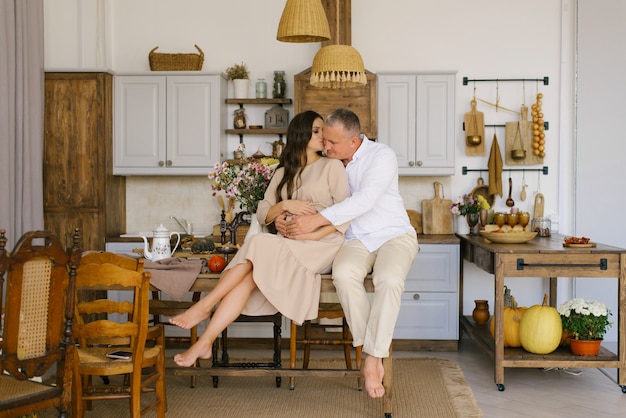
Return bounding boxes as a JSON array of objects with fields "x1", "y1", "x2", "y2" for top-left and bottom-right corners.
[
  {"x1": 422, "y1": 182, "x2": 454, "y2": 234},
  {"x1": 533, "y1": 193, "x2": 545, "y2": 218},
  {"x1": 465, "y1": 99, "x2": 486, "y2": 156}
]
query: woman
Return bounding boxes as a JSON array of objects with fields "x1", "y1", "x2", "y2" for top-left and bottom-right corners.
[{"x1": 170, "y1": 110, "x2": 350, "y2": 367}]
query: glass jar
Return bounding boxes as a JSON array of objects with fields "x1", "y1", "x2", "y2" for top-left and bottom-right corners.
[
  {"x1": 272, "y1": 71, "x2": 286, "y2": 98},
  {"x1": 255, "y1": 78, "x2": 267, "y2": 99},
  {"x1": 233, "y1": 108, "x2": 247, "y2": 129}
]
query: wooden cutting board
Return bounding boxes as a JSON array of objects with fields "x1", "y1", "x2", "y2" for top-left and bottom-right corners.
[
  {"x1": 422, "y1": 182, "x2": 454, "y2": 234},
  {"x1": 465, "y1": 99, "x2": 486, "y2": 156},
  {"x1": 505, "y1": 106, "x2": 543, "y2": 165},
  {"x1": 533, "y1": 193, "x2": 545, "y2": 218}
]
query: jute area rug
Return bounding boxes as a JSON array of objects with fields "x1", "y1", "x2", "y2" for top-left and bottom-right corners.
[{"x1": 46, "y1": 358, "x2": 482, "y2": 417}]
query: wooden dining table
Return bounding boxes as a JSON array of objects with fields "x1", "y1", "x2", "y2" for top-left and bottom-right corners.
[{"x1": 168, "y1": 271, "x2": 394, "y2": 417}]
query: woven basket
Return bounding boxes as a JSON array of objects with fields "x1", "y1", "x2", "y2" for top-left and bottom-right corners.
[{"x1": 149, "y1": 44, "x2": 204, "y2": 71}]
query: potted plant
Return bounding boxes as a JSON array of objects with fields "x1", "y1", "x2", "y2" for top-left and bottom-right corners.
[
  {"x1": 557, "y1": 297, "x2": 612, "y2": 356},
  {"x1": 450, "y1": 194, "x2": 490, "y2": 235},
  {"x1": 225, "y1": 62, "x2": 250, "y2": 99}
]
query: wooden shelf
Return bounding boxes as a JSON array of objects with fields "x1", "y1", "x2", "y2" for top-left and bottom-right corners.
[
  {"x1": 225, "y1": 98, "x2": 292, "y2": 105},
  {"x1": 460, "y1": 316, "x2": 619, "y2": 367}
]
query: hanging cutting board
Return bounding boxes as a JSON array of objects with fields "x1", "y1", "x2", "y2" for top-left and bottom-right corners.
[
  {"x1": 505, "y1": 106, "x2": 543, "y2": 165},
  {"x1": 465, "y1": 99, "x2": 486, "y2": 156},
  {"x1": 422, "y1": 182, "x2": 454, "y2": 234},
  {"x1": 533, "y1": 193, "x2": 545, "y2": 219}
]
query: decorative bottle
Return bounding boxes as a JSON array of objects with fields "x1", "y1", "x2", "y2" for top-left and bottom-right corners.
[{"x1": 272, "y1": 71, "x2": 286, "y2": 98}]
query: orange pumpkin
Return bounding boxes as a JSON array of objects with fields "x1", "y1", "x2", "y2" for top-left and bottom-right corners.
[
  {"x1": 208, "y1": 255, "x2": 227, "y2": 272},
  {"x1": 489, "y1": 296, "x2": 528, "y2": 347}
]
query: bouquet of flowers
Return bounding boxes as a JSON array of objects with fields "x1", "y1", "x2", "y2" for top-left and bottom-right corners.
[
  {"x1": 209, "y1": 157, "x2": 279, "y2": 214},
  {"x1": 450, "y1": 193, "x2": 490, "y2": 216},
  {"x1": 557, "y1": 298, "x2": 612, "y2": 341}
]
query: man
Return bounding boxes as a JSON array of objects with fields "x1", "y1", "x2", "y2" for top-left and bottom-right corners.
[{"x1": 277, "y1": 108, "x2": 419, "y2": 398}]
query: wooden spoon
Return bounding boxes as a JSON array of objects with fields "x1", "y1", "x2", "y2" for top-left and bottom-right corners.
[{"x1": 506, "y1": 177, "x2": 515, "y2": 207}]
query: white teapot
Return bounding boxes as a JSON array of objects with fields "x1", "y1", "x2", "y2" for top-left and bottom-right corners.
[{"x1": 141, "y1": 224, "x2": 180, "y2": 262}]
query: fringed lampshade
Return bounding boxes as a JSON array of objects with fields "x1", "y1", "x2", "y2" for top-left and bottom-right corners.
[
  {"x1": 276, "y1": 0, "x2": 330, "y2": 43},
  {"x1": 310, "y1": 45, "x2": 367, "y2": 88}
]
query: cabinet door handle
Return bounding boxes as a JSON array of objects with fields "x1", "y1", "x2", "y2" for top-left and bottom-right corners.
[
  {"x1": 408, "y1": 161, "x2": 415, "y2": 167},
  {"x1": 413, "y1": 293, "x2": 420, "y2": 300},
  {"x1": 158, "y1": 160, "x2": 165, "y2": 167},
  {"x1": 416, "y1": 160, "x2": 423, "y2": 167},
  {"x1": 166, "y1": 160, "x2": 173, "y2": 166}
]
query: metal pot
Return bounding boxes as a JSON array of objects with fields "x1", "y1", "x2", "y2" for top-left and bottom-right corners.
[
  {"x1": 511, "y1": 148, "x2": 526, "y2": 160},
  {"x1": 466, "y1": 135, "x2": 482, "y2": 146}
]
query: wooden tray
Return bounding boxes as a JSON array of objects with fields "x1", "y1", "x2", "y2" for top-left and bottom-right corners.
[{"x1": 480, "y1": 231, "x2": 537, "y2": 243}]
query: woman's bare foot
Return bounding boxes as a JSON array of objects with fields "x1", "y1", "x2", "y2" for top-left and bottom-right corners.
[
  {"x1": 173, "y1": 342, "x2": 212, "y2": 367},
  {"x1": 169, "y1": 302, "x2": 211, "y2": 330},
  {"x1": 362, "y1": 354, "x2": 385, "y2": 398}
]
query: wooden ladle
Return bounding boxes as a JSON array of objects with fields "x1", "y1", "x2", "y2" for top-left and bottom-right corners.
[{"x1": 506, "y1": 177, "x2": 515, "y2": 207}]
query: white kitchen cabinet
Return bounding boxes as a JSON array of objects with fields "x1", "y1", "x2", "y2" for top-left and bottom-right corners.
[
  {"x1": 114, "y1": 74, "x2": 226, "y2": 175},
  {"x1": 377, "y1": 73, "x2": 456, "y2": 176},
  {"x1": 394, "y1": 243, "x2": 460, "y2": 340}
]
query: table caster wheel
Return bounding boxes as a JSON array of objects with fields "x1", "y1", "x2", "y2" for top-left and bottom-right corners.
[
  {"x1": 497, "y1": 383, "x2": 505, "y2": 391},
  {"x1": 621, "y1": 385, "x2": 626, "y2": 393}
]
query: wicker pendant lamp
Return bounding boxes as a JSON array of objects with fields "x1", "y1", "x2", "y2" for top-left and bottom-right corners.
[
  {"x1": 276, "y1": 0, "x2": 330, "y2": 43},
  {"x1": 310, "y1": 44, "x2": 367, "y2": 88}
]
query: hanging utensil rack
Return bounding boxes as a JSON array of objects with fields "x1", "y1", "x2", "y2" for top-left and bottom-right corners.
[
  {"x1": 462, "y1": 76, "x2": 549, "y2": 86},
  {"x1": 463, "y1": 122, "x2": 549, "y2": 130},
  {"x1": 462, "y1": 166, "x2": 549, "y2": 175}
]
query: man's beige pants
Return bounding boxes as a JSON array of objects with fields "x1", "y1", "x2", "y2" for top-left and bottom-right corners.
[{"x1": 331, "y1": 231, "x2": 419, "y2": 358}]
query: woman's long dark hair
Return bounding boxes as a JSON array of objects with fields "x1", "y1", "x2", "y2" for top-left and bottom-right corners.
[{"x1": 275, "y1": 110, "x2": 323, "y2": 202}]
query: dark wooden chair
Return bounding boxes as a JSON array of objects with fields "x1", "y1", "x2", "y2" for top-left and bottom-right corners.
[
  {"x1": 72, "y1": 251, "x2": 166, "y2": 418},
  {"x1": 289, "y1": 302, "x2": 362, "y2": 390},
  {"x1": 0, "y1": 228, "x2": 81, "y2": 418},
  {"x1": 149, "y1": 290, "x2": 202, "y2": 387}
]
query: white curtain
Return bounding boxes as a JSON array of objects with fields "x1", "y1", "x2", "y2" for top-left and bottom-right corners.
[{"x1": 0, "y1": 0, "x2": 44, "y2": 249}]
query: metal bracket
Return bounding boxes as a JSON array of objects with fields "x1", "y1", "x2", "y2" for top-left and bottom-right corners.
[{"x1": 517, "y1": 258, "x2": 607, "y2": 271}]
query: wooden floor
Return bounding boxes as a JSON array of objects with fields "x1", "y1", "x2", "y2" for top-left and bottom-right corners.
[{"x1": 184, "y1": 334, "x2": 626, "y2": 418}]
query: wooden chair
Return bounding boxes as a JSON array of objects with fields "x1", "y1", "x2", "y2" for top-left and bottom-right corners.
[
  {"x1": 72, "y1": 251, "x2": 166, "y2": 418},
  {"x1": 289, "y1": 303, "x2": 362, "y2": 390},
  {"x1": 0, "y1": 228, "x2": 81, "y2": 418}
]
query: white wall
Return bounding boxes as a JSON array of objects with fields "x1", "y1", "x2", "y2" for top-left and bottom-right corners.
[
  {"x1": 44, "y1": 1, "x2": 597, "y2": 325},
  {"x1": 574, "y1": 0, "x2": 626, "y2": 344}
]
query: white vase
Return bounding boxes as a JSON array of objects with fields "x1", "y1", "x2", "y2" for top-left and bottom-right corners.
[{"x1": 232, "y1": 79, "x2": 249, "y2": 99}]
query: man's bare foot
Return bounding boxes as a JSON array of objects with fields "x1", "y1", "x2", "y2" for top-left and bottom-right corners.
[
  {"x1": 169, "y1": 303, "x2": 210, "y2": 330},
  {"x1": 362, "y1": 354, "x2": 385, "y2": 398},
  {"x1": 173, "y1": 342, "x2": 212, "y2": 367}
]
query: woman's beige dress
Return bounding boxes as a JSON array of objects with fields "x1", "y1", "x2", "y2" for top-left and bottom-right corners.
[{"x1": 224, "y1": 158, "x2": 349, "y2": 325}]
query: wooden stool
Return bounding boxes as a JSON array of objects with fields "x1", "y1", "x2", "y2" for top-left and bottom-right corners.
[
  {"x1": 289, "y1": 303, "x2": 363, "y2": 390},
  {"x1": 149, "y1": 291, "x2": 202, "y2": 388}
]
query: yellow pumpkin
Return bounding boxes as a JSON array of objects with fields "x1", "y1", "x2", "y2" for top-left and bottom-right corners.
[
  {"x1": 489, "y1": 296, "x2": 528, "y2": 347},
  {"x1": 519, "y1": 293, "x2": 562, "y2": 354}
]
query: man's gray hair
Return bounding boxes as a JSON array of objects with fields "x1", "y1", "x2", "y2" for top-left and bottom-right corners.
[{"x1": 326, "y1": 108, "x2": 361, "y2": 137}]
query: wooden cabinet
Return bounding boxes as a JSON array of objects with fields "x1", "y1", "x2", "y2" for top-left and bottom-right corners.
[
  {"x1": 114, "y1": 74, "x2": 226, "y2": 175},
  {"x1": 377, "y1": 73, "x2": 456, "y2": 175},
  {"x1": 294, "y1": 68, "x2": 377, "y2": 140},
  {"x1": 44, "y1": 72, "x2": 125, "y2": 250},
  {"x1": 394, "y1": 241, "x2": 460, "y2": 341}
]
